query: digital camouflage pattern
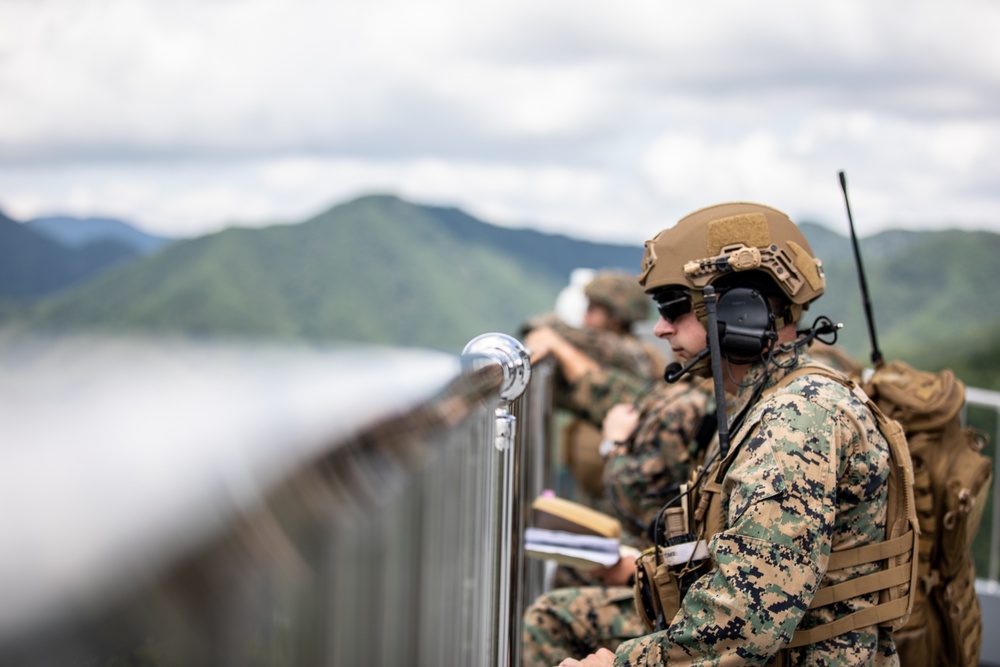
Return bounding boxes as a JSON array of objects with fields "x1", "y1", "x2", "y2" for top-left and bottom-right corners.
[
  {"x1": 520, "y1": 313, "x2": 666, "y2": 513},
  {"x1": 613, "y1": 349, "x2": 898, "y2": 667},
  {"x1": 523, "y1": 314, "x2": 665, "y2": 404},
  {"x1": 559, "y1": 372, "x2": 711, "y2": 556},
  {"x1": 562, "y1": 365, "x2": 655, "y2": 427},
  {"x1": 584, "y1": 270, "x2": 651, "y2": 326},
  {"x1": 522, "y1": 587, "x2": 643, "y2": 667},
  {"x1": 559, "y1": 364, "x2": 700, "y2": 518},
  {"x1": 521, "y1": 377, "x2": 709, "y2": 665},
  {"x1": 604, "y1": 379, "x2": 711, "y2": 535}
]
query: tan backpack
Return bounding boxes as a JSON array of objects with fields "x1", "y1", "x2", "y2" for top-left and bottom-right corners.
[
  {"x1": 562, "y1": 419, "x2": 606, "y2": 497},
  {"x1": 863, "y1": 360, "x2": 992, "y2": 667}
]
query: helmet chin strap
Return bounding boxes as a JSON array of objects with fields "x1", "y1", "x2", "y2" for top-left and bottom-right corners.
[{"x1": 703, "y1": 286, "x2": 731, "y2": 460}]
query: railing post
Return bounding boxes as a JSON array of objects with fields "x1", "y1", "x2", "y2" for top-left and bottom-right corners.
[{"x1": 462, "y1": 334, "x2": 531, "y2": 667}]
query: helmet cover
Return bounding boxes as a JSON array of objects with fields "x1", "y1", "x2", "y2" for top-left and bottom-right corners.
[
  {"x1": 584, "y1": 269, "x2": 650, "y2": 325},
  {"x1": 637, "y1": 202, "x2": 825, "y2": 320}
]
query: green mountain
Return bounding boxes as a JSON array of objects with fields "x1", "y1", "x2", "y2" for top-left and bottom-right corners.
[
  {"x1": 940, "y1": 339, "x2": 1000, "y2": 391},
  {"x1": 0, "y1": 209, "x2": 140, "y2": 300},
  {"x1": 801, "y1": 225, "x2": 1000, "y2": 371},
  {"x1": 6, "y1": 195, "x2": 1000, "y2": 372},
  {"x1": 25, "y1": 215, "x2": 175, "y2": 254},
  {"x1": 12, "y1": 195, "x2": 642, "y2": 353}
]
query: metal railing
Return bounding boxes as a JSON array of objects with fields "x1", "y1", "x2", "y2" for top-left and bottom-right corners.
[{"x1": 0, "y1": 333, "x2": 553, "y2": 667}]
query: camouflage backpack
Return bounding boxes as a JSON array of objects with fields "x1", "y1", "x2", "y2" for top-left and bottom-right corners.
[{"x1": 863, "y1": 360, "x2": 993, "y2": 667}]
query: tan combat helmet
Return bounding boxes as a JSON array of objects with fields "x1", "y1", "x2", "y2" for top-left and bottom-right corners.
[
  {"x1": 638, "y1": 202, "x2": 825, "y2": 324},
  {"x1": 584, "y1": 270, "x2": 650, "y2": 326}
]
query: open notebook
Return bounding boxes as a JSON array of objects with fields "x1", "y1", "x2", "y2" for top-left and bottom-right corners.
[{"x1": 525, "y1": 495, "x2": 623, "y2": 569}]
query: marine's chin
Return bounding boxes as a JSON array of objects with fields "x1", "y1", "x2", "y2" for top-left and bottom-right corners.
[{"x1": 690, "y1": 362, "x2": 713, "y2": 379}]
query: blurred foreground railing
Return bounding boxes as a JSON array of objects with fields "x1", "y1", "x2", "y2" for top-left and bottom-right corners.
[{"x1": 0, "y1": 332, "x2": 554, "y2": 667}]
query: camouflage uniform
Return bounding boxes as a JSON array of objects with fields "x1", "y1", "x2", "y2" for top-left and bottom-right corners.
[
  {"x1": 522, "y1": 587, "x2": 643, "y2": 667},
  {"x1": 601, "y1": 378, "x2": 711, "y2": 535},
  {"x1": 521, "y1": 376, "x2": 710, "y2": 667},
  {"x1": 524, "y1": 271, "x2": 664, "y2": 411},
  {"x1": 561, "y1": 363, "x2": 657, "y2": 427},
  {"x1": 613, "y1": 348, "x2": 898, "y2": 666},
  {"x1": 557, "y1": 368, "x2": 711, "y2": 537},
  {"x1": 524, "y1": 313, "x2": 664, "y2": 406},
  {"x1": 523, "y1": 313, "x2": 666, "y2": 513}
]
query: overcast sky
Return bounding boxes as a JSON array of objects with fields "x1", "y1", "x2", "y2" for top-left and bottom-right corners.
[{"x1": 1, "y1": 0, "x2": 999, "y2": 244}]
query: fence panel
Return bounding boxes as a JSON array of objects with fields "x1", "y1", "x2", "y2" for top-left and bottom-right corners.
[{"x1": 0, "y1": 333, "x2": 551, "y2": 667}]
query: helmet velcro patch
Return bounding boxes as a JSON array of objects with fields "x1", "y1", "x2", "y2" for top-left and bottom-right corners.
[
  {"x1": 788, "y1": 240, "x2": 825, "y2": 291},
  {"x1": 707, "y1": 213, "x2": 771, "y2": 255}
]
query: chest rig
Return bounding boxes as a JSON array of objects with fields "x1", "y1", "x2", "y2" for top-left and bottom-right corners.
[{"x1": 633, "y1": 364, "x2": 919, "y2": 660}]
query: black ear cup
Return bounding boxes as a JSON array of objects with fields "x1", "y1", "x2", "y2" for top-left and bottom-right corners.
[{"x1": 716, "y1": 287, "x2": 775, "y2": 357}]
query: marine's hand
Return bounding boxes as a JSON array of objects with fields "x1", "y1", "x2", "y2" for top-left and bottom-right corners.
[
  {"x1": 523, "y1": 326, "x2": 566, "y2": 363},
  {"x1": 558, "y1": 647, "x2": 615, "y2": 666},
  {"x1": 523, "y1": 325, "x2": 599, "y2": 381},
  {"x1": 589, "y1": 553, "x2": 637, "y2": 587},
  {"x1": 603, "y1": 403, "x2": 639, "y2": 443}
]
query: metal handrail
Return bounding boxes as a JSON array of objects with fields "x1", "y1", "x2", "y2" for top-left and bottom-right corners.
[{"x1": 0, "y1": 333, "x2": 551, "y2": 667}]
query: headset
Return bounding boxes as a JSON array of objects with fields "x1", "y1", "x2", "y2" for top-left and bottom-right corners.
[
  {"x1": 715, "y1": 286, "x2": 779, "y2": 359},
  {"x1": 663, "y1": 285, "x2": 777, "y2": 383}
]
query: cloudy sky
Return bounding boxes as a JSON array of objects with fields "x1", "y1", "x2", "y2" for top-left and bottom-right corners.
[{"x1": 1, "y1": 0, "x2": 999, "y2": 244}]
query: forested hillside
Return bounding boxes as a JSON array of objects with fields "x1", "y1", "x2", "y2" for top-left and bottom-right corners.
[
  {"x1": 8, "y1": 195, "x2": 641, "y2": 352},
  {"x1": 3, "y1": 194, "x2": 999, "y2": 372},
  {"x1": 803, "y1": 225, "x2": 1000, "y2": 371},
  {"x1": 0, "y1": 210, "x2": 139, "y2": 300}
]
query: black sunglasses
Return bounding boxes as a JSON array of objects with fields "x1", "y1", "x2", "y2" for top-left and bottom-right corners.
[{"x1": 652, "y1": 289, "x2": 692, "y2": 324}]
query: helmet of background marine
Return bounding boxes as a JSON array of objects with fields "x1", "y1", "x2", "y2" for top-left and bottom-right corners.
[
  {"x1": 584, "y1": 270, "x2": 650, "y2": 326},
  {"x1": 637, "y1": 202, "x2": 825, "y2": 325}
]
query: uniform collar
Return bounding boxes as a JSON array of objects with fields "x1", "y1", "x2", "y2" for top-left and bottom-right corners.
[{"x1": 729, "y1": 346, "x2": 813, "y2": 418}]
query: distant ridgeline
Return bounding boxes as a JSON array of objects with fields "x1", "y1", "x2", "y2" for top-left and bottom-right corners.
[
  {"x1": 0, "y1": 195, "x2": 640, "y2": 353},
  {"x1": 798, "y1": 222, "x2": 1000, "y2": 386},
  {"x1": 1, "y1": 195, "x2": 999, "y2": 378},
  {"x1": 0, "y1": 209, "x2": 166, "y2": 301}
]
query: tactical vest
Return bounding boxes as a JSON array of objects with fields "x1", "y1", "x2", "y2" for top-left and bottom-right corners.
[{"x1": 633, "y1": 364, "x2": 919, "y2": 664}]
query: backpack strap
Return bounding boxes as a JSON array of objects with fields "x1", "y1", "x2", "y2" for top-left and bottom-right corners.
[{"x1": 769, "y1": 363, "x2": 920, "y2": 649}]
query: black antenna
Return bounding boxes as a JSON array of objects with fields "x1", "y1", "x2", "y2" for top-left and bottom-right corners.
[{"x1": 838, "y1": 170, "x2": 884, "y2": 368}]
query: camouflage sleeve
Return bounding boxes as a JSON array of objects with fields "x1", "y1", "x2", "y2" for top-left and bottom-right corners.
[
  {"x1": 545, "y1": 319, "x2": 660, "y2": 381},
  {"x1": 614, "y1": 389, "x2": 884, "y2": 666},
  {"x1": 564, "y1": 367, "x2": 653, "y2": 426},
  {"x1": 604, "y1": 383, "x2": 708, "y2": 534}
]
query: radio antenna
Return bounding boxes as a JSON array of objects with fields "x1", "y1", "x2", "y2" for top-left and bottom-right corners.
[{"x1": 838, "y1": 170, "x2": 884, "y2": 368}]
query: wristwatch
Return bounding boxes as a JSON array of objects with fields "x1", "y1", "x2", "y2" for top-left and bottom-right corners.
[{"x1": 598, "y1": 437, "x2": 623, "y2": 459}]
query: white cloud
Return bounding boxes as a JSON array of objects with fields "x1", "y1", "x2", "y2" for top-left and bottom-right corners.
[
  {"x1": 641, "y1": 132, "x2": 809, "y2": 209},
  {"x1": 1, "y1": 0, "x2": 999, "y2": 242}
]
